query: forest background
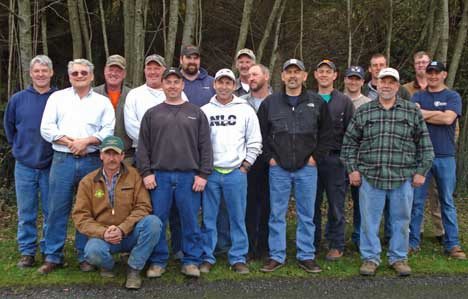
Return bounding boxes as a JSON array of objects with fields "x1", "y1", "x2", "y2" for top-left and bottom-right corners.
[{"x1": 0, "y1": 0, "x2": 467, "y2": 202}]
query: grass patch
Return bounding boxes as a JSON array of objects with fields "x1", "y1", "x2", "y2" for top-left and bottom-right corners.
[{"x1": 0, "y1": 195, "x2": 467, "y2": 288}]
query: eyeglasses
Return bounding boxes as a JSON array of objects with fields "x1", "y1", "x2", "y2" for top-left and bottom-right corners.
[{"x1": 70, "y1": 70, "x2": 89, "y2": 77}]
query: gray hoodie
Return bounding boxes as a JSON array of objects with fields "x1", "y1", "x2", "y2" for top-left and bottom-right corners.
[{"x1": 201, "y1": 95, "x2": 262, "y2": 169}]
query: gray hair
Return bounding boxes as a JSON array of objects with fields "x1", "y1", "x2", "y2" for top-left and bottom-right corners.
[
  {"x1": 251, "y1": 63, "x2": 270, "y2": 77},
  {"x1": 30, "y1": 55, "x2": 53, "y2": 69},
  {"x1": 67, "y1": 58, "x2": 94, "y2": 74}
]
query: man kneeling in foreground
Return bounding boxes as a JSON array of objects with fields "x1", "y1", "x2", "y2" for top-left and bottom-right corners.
[{"x1": 72, "y1": 136, "x2": 162, "y2": 289}]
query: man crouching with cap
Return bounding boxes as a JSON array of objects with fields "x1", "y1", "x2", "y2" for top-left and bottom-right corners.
[
  {"x1": 341, "y1": 68, "x2": 434, "y2": 277},
  {"x1": 136, "y1": 68, "x2": 213, "y2": 278},
  {"x1": 72, "y1": 136, "x2": 162, "y2": 289},
  {"x1": 200, "y1": 68, "x2": 262, "y2": 274},
  {"x1": 258, "y1": 59, "x2": 333, "y2": 274}
]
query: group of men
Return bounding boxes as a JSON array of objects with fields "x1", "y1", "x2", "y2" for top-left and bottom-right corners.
[{"x1": 3, "y1": 45, "x2": 465, "y2": 289}]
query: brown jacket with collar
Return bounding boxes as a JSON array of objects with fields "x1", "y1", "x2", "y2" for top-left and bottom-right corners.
[{"x1": 72, "y1": 163, "x2": 152, "y2": 238}]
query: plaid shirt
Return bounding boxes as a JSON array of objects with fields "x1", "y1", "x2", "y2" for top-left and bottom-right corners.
[
  {"x1": 102, "y1": 169, "x2": 121, "y2": 209},
  {"x1": 341, "y1": 98, "x2": 434, "y2": 189}
]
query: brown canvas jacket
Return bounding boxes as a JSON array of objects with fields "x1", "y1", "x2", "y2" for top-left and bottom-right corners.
[{"x1": 72, "y1": 163, "x2": 152, "y2": 238}]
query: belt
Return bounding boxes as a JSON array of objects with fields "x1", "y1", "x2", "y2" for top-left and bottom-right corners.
[{"x1": 56, "y1": 151, "x2": 100, "y2": 159}]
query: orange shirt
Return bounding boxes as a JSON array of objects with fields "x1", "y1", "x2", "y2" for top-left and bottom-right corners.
[{"x1": 108, "y1": 90, "x2": 121, "y2": 110}]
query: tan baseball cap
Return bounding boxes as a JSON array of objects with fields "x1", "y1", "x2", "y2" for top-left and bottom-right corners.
[{"x1": 106, "y1": 55, "x2": 126, "y2": 69}]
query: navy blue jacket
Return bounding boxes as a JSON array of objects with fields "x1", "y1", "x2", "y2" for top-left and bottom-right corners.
[
  {"x1": 3, "y1": 86, "x2": 56, "y2": 169},
  {"x1": 182, "y1": 67, "x2": 215, "y2": 107}
]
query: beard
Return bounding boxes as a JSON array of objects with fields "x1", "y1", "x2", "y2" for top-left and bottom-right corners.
[{"x1": 183, "y1": 64, "x2": 199, "y2": 75}]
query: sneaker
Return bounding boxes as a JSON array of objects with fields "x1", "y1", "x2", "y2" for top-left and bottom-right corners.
[
  {"x1": 79, "y1": 261, "x2": 95, "y2": 272},
  {"x1": 146, "y1": 264, "x2": 166, "y2": 278},
  {"x1": 326, "y1": 249, "x2": 343, "y2": 261},
  {"x1": 181, "y1": 264, "x2": 200, "y2": 277},
  {"x1": 199, "y1": 262, "x2": 213, "y2": 273},
  {"x1": 298, "y1": 259, "x2": 322, "y2": 273},
  {"x1": 260, "y1": 259, "x2": 284, "y2": 273},
  {"x1": 17, "y1": 255, "x2": 35, "y2": 268},
  {"x1": 125, "y1": 267, "x2": 142, "y2": 289},
  {"x1": 391, "y1": 261, "x2": 411, "y2": 276},
  {"x1": 359, "y1": 260, "x2": 378, "y2": 276},
  {"x1": 231, "y1": 262, "x2": 249, "y2": 274},
  {"x1": 447, "y1": 245, "x2": 467, "y2": 260},
  {"x1": 100, "y1": 268, "x2": 115, "y2": 278}
]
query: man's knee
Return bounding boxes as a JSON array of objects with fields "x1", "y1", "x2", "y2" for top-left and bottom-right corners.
[{"x1": 84, "y1": 238, "x2": 107, "y2": 265}]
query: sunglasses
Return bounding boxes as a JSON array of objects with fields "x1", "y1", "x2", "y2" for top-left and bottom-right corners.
[{"x1": 70, "y1": 70, "x2": 89, "y2": 77}]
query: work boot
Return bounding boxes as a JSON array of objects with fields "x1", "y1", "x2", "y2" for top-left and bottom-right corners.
[
  {"x1": 326, "y1": 249, "x2": 343, "y2": 261},
  {"x1": 37, "y1": 261, "x2": 62, "y2": 274},
  {"x1": 447, "y1": 245, "x2": 466, "y2": 260},
  {"x1": 17, "y1": 255, "x2": 35, "y2": 268},
  {"x1": 199, "y1": 262, "x2": 213, "y2": 273},
  {"x1": 146, "y1": 264, "x2": 166, "y2": 278},
  {"x1": 125, "y1": 267, "x2": 142, "y2": 289},
  {"x1": 298, "y1": 259, "x2": 322, "y2": 273},
  {"x1": 231, "y1": 262, "x2": 249, "y2": 274},
  {"x1": 359, "y1": 260, "x2": 378, "y2": 276},
  {"x1": 260, "y1": 259, "x2": 283, "y2": 273},
  {"x1": 391, "y1": 261, "x2": 411, "y2": 276},
  {"x1": 181, "y1": 264, "x2": 200, "y2": 277}
]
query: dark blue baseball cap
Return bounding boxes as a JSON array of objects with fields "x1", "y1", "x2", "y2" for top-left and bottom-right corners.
[{"x1": 345, "y1": 65, "x2": 365, "y2": 79}]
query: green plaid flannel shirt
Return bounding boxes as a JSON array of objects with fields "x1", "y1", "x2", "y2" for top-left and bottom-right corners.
[{"x1": 341, "y1": 98, "x2": 434, "y2": 189}]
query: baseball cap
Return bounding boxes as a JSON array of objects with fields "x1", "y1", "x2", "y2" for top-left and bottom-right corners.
[
  {"x1": 426, "y1": 61, "x2": 446, "y2": 72},
  {"x1": 181, "y1": 45, "x2": 200, "y2": 56},
  {"x1": 106, "y1": 55, "x2": 126, "y2": 69},
  {"x1": 282, "y1": 59, "x2": 305, "y2": 71},
  {"x1": 145, "y1": 54, "x2": 166, "y2": 67},
  {"x1": 100, "y1": 136, "x2": 124, "y2": 154},
  {"x1": 162, "y1": 67, "x2": 183, "y2": 79},
  {"x1": 378, "y1": 67, "x2": 400, "y2": 81},
  {"x1": 345, "y1": 65, "x2": 365, "y2": 79},
  {"x1": 236, "y1": 48, "x2": 256, "y2": 61},
  {"x1": 214, "y1": 68, "x2": 236, "y2": 81},
  {"x1": 316, "y1": 59, "x2": 336, "y2": 71}
]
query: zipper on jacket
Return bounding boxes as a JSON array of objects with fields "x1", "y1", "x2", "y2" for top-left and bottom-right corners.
[{"x1": 291, "y1": 106, "x2": 296, "y2": 167}]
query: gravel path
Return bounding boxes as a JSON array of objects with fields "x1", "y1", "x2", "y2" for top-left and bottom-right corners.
[{"x1": 2, "y1": 274, "x2": 468, "y2": 298}]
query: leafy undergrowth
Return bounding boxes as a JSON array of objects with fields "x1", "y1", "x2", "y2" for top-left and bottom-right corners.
[{"x1": 0, "y1": 196, "x2": 467, "y2": 287}]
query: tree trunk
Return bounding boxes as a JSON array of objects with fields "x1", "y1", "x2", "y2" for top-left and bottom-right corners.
[
  {"x1": 428, "y1": 3, "x2": 442, "y2": 58},
  {"x1": 132, "y1": 0, "x2": 149, "y2": 86},
  {"x1": 196, "y1": 0, "x2": 203, "y2": 46},
  {"x1": 165, "y1": 0, "x2": 179, "y2": 66},
  {"x1": 269, "y1": 0, "x2": 287, "y2": 72},
  {"x1": 347, "y1": 0, "x2": 352, "y2": 67},
  {"x1": 77, "y1": 0, "x2": 92, "y2": 61},
  {"x1": 123, "y1": 0, "x2": 135, "y2": 84},
  {"x1": 41, "y1": 1, "x2": 48, "y2": 56},
  {"x1": 385, "y1": 0, "x2": 393, "y2": 63},
  {"x1": 299, "y1": 0, "x2": 303, "y2": 60},
  {"x1": 257, "y1": 0, "x2": 282, "y2": 63},
  {"x1": 98, "y1": 0, "x2": 109, "y2": 58},
  {"x1": 447, "y1": 0, "x2": 468, "y2": 88},
  {"x1": 181, "y1": 0, "x2": 197, "y2": 46},
  {"x1": 17, "y1": 0, "x2": 32, "y2": 88},
  {"x1": 7, "y1": 0, "x2": 16, "y2": 97},
  {"x1": 67, "y1": 0, "x2": 82, "y2": 59},
  {"x1": 438, "y1": 0, "x2": 449, "y2": 64},
  {"x1": 233, "y1": 0, "x2": 254, "y2": 67}
]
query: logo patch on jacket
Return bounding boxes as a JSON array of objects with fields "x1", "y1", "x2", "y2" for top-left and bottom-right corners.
[
  {"x1": 307, "y1": 103, "x2": 315, "y2": 108},
  {"x1": 95, "y1": 189, "x2": 105, "y2": 198}
]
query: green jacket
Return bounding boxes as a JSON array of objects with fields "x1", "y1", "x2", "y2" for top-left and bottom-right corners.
[{"x1": 94, "y1": 84, "x2": 133, "y2": 155}]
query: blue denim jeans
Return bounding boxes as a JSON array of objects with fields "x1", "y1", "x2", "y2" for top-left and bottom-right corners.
[
  {"x1": 44, "y1": 152, "x2": 101, "y2": 264},
  {"x1": 409, "y1": 157, "x2": 460, "y2": 251},
  {"x1": 359, "y1": 177, "x2": 413, "y2": 265},
  {"x1": 84, "y1": 215, "x2": 162, "y2": 270},
  {"x1": 202, "y1": 169, "x2": 248, "y2": 265},
  {"x1": 268, "y1": 164, "x2": 317, "y2": 263},
  {"x1": 148, "y1": 171, "x2": 203, "y2": 267},
  {"x1": 14, "y1": 161, "x2": 50, "y2": 256}
]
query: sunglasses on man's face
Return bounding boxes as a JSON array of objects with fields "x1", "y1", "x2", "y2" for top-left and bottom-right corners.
[{"x1": 70, "y1": 70, "x2": 89, "y2": 77}]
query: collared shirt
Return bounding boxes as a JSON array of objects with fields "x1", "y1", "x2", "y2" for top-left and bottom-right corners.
[
  {"x1": 40, "y1": 87, "x2": 115, "y2": 153},
  {"x1": 341, "y1": 98, "x2": 434, "y2": 189},
  {"x1": 124, "y1": 83, "x2": 188, "y2": 147},
  {"x1": 102, "y1": 169, "x2": 121, "y2": 210}
]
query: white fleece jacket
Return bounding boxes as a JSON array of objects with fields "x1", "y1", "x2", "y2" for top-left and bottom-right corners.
[{"x1": 201, "y1": 95, "x2": 262, "y2": 169}]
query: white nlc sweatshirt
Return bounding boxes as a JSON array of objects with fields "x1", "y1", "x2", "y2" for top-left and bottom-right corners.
[{"x1": 201, "y1": 95, "x2": 262, "y2": 169}]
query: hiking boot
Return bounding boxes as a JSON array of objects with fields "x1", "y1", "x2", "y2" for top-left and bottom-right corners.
[
  {"x1": 447, "y1": 245, "x2": 467, "y2": 260},
  {"x1": 298, "y1": 259, "x2": 322, "y2": 273},
  {"x1": 125, "y1": 267, "x2": 142, "y2": 289},
  {"x1": 181, "y1": 264, "x2": 200, "y2": 278},
  {"x1": 146, "y1": 264, "x2": 165, "y2": 278},
  {"x1": 260, "y1": 259, "x2": 283, "y2": 273},
  {"x1": 391, "y1": 260, "x2": 411, "y2": 276},
  {"x1": 17, "y1": 255, "x2": 35, "y2": 268},
  {"x1": 37, "y1": 262, "x2": 62, "y2": 274},
  {"x1": 100, "y1": 268, "x2": 115, "y2": 278},
  {"x1": 79, "y1": 261, "x2": 95, "y2": 272},
  {"x1": 199, "y1": 262, "x2": 213, "y2": 274},
  {"x1": 359, "y1": 260, "x2": 378, "y2": 276},
  {"x1": 326, "y1": 249, "x2": 343, "y2": 261},
  {"x1": 231, "y1": 262, "x2": 249, "y2": 274}
]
